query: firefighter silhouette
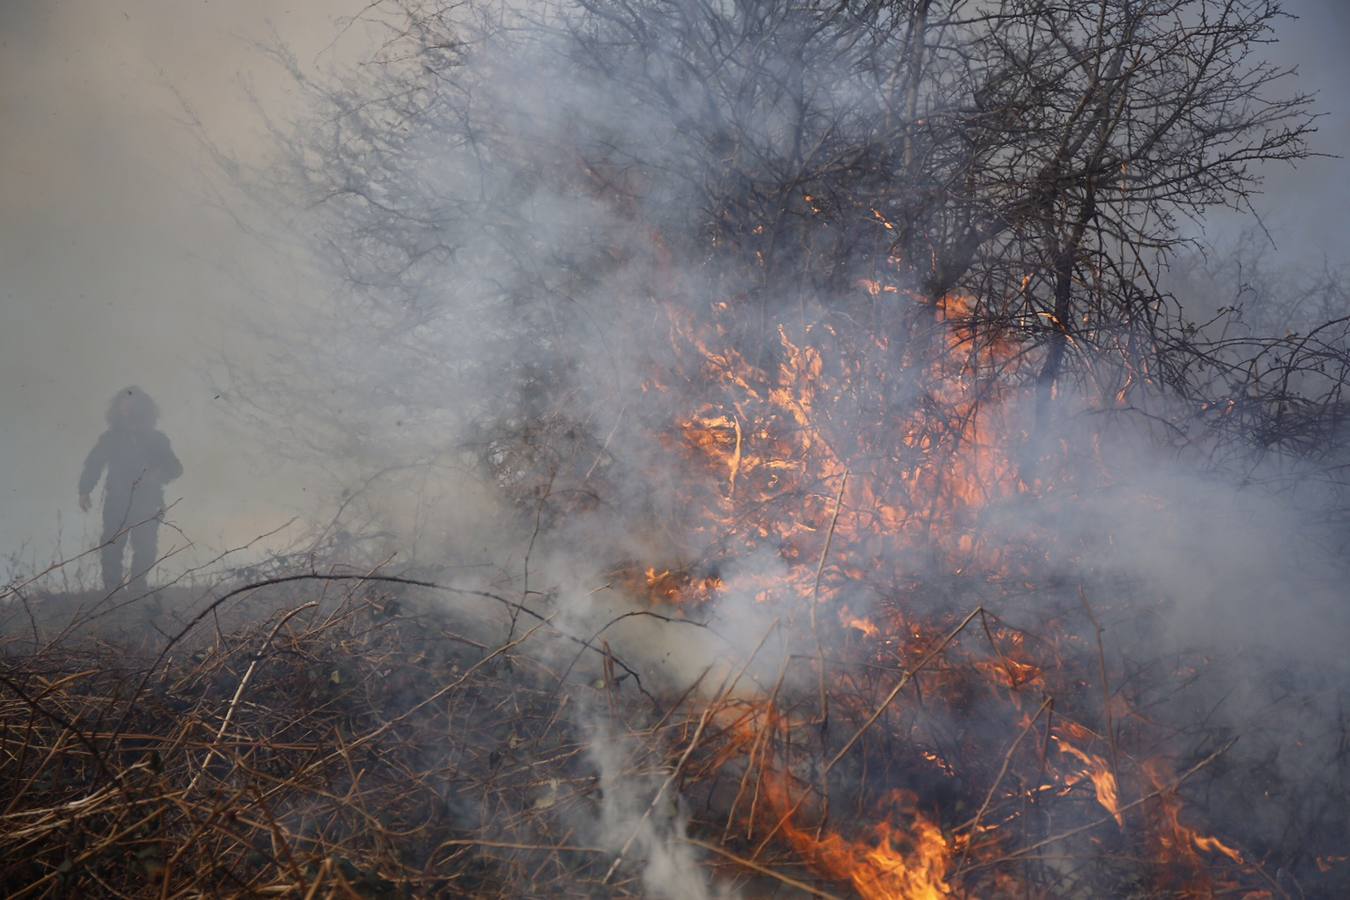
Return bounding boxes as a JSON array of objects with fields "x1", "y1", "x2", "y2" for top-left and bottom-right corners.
[{"x1": 78, "y1": 386, "x2": 182, "y2": 594}]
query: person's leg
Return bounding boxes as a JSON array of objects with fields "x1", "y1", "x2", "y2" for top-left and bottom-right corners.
[
  {"x1": 128, "y1": 516, "x2": 160, "y2": 596},
  {"x1": 100, "y1": 509, "x2": 128, "y2": 593}
]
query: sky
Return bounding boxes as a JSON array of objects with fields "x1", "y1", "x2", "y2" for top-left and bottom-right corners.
[
  {"x1": 1196, "y1": 1, "x2": 1350, "y2": 257},
  {"x1": 0, "y1": 0, "x2": 1347, "y2": 579}
]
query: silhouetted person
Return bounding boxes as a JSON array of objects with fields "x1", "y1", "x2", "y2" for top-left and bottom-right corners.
[{"x1": 78, "y1": 386, "x2": 182, "y2": 594}]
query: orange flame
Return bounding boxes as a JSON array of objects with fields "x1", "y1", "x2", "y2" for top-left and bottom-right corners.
[
  {"x1": 1055, "y1": 738, "x2": 1123, "y2": 827},
  {"x1": 1143, "y1": 759, "x2": 1246, "y2": 887},
  {"x1": 632, "y1": 253, "x2": 1257, "y2": 892},
  {"x1": 767, "y1": 780, "x2": 954, "y2": 900}
]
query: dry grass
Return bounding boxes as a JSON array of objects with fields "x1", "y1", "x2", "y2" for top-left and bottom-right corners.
[
  {"x1": 0, "y1": 574, "x2": 1342, "y2": 898},
  {"x1": 0, "y1": 581, "x2": 631, "y2": 897}
]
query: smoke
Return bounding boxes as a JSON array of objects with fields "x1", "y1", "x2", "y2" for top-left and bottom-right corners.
[
  {"x1": 2, "y1": 0, "x2": 1346, "y2": 566},
  {"x1": 200, "y1": 0, "x2": 1350, "y2": 882},
  {"x1": 0, "y1": 0, "x2": 380, "y2": 574},
  {"x1": 5, "y1": 0, "x2": 1350, "y2": 893},
  {"x1": 586, "y1": 723, "x2": 719, "y2": 900}
]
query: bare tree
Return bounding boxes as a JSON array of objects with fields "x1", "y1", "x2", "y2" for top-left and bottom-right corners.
[{"x1": 225, "y1": 0, "x2": 1343, "y2": 525}]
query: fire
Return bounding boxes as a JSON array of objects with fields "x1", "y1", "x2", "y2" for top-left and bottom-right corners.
[
  {"x1": 638, "y1": 565, "x2": 723, "y2": 606},
  {"x1": 662, "y1": 284, "x2": 1033, "y2": 616},
  {"x1": 844, "y1": 614, "x2": 880, "y2": 638},
  {"x1": 1144, "y1": 761, "x2": 1246, "y2": 868},
  {"x1": 858, "y1": 278, "x2": 899, "y2": 297},
  {"x1": 837, "y1": 603, "x2": 881, "y2": 638},
  {"x1": 766, "y1": 778, "x2": 954, "y2": 900},
  {"x1": 628, "y1": 256, "x2": 1264, "y2": 892},
  {"x1": 786, "y1": 818, "x2": 953, "y2": 900},
  {"x1": 1054, "y1": 738, "x2": 1123, "y2": 827}
]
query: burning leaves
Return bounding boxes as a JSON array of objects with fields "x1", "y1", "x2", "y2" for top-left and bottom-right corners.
[{"x1": 1054, "y1": 737, "x2": 1124, "y2": 828}]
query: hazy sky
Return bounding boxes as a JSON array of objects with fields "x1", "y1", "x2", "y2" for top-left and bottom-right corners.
[
  {"x1": 1206, "y1": 1, "x2": 1350, "y2": 256},
  {"x1": 1, "y1": 0, "x2": 1347, "y2": 576}
]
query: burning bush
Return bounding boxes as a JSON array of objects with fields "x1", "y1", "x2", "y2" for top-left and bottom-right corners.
[{"x1": 13, "y1": 0, "x2": 1347, "y2": 896}]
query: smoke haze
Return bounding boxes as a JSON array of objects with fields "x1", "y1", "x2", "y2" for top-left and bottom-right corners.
[
  {"x1": 0, "y1": 0, "x2": 376, "y2": 572},
  {"x1": 3, "y1": 2, "x2": 1350, "y2": 894},
  {"x1": 2, "y1": 1, "x2": 1347, "y2": 572}
]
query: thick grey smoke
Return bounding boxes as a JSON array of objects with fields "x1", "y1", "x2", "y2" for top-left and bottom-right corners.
[
  {"x1": 0, "y1": 0, "x2": 1346, "y2": 577},
  {"x1": 3, "y1": 0, "x2": 1350, "y2": 894},
  {"x1": 205, "y1": 2, "x2": 1350, "y2": 888}
]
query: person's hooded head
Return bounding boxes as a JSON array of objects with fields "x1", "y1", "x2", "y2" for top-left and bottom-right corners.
[{"x1": 106, "y1": 386, "x2": 159, "y2": 431}]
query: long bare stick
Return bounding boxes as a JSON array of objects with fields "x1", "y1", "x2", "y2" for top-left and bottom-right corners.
[
  {"x1": 686, "y1": 837, "x2": 845, "y2": 900},
  {"x1": 955, "y1": 695, "x2": 1054, "y2": 874},
  {"x1": 809, "y1": 470, "x2": 848, "y2": 837},
  {"x1": 810, "y1": 470, "x2": 849, "y2": 732},
  {"x1": 1079, "y1": 586, "x2": 1119, "y2": 774},
  {"x1": 825, "y1": 606, "x2": 982, "y2": 776},
  {"x1": 754, "y1": 606, "x2": 982, "y2": 856}
]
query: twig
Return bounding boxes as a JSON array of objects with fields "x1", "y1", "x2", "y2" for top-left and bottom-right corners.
[
  {"x1": 1079, "y1": 586, "x2": 1119, "y2": 774},
  {"x1": 967, "y1": 738, "x2": 1240, "y2": 871},
  {"x1": 602, "y1": 679, "x2": 718, "y2": 885},
  {"x1": 954, "y1": 695, "x2": 1054, "y2": 875},
  {"x1": 753, "y1": 606, "x2": 982, "y2": 857},
  {"x1": 811, "y1": 469, "x2": 849, "y2": 735},
  {"x1": 824, "y1": 606, "x2": 982, "y2": 777},
  {"x1": 685, "y1": 837, "x2": 845, "y2": 900}
]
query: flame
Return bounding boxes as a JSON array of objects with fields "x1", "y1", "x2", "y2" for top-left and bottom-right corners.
[
  {"x1": 767, "y1": 779, "x2": 954, "y2": 900},
  {"x1": 837, "y1": 603, "x2": 881, "y2": 637},
  {"x1": 665, "y1": 287, "x2": 1031, "y2": 615},
  {"x1": 845, "y1": 615, "x2": 880, "y2": 638},
  {"x1": 1054, "y1": 738, "x2": 1123, "y2": 827},
  {"x1": 630, "y1": 565, "x2": 724, "y2": 606},
  {"x1": 1142, "y1": 759, "x2": 1247, "y2": 889},
  {"x1": 858, "y1": 278, "x2": 899, "y2": 296},
  {"x1": 628, "y1": 253, "x2": 1257, "y2": 891},
  {"x1": 786, "y1": 818, "x2": 953, "y2": 900}
]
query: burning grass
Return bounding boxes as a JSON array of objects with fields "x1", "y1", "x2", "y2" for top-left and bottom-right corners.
[
  {"x1": 2, "y1": 566, "x2": 1335, "y2": 897},
  {"x1": 7, "y1": 1, "x2": 1349, "y2": 893},
  {"x1": 3, "y1": 286, "x2": 1346, "y2": 897}
]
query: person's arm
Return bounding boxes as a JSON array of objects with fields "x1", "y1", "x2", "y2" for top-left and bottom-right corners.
[
  {"x1": 152, "y1": 431, "x2": 183, "y2": 482},
  {"x1": 78, "y1": 432, "x2": 110, "y2": 511}
]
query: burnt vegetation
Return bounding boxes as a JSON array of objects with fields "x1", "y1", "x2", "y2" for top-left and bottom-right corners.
[{"x1": 6, "y1": 0, "x2": 1350, "y2": 897}]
